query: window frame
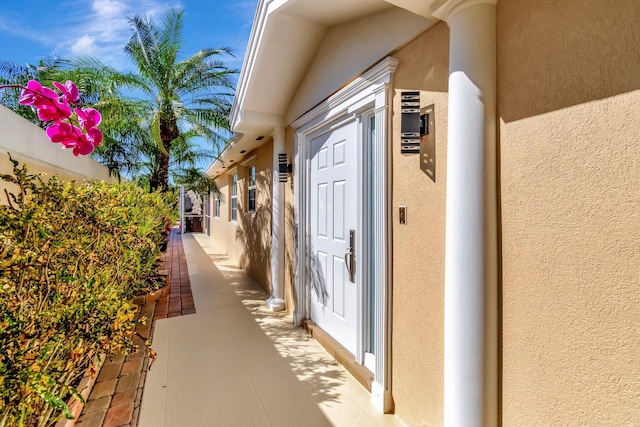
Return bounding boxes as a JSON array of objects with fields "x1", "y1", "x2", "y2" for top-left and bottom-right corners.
[
  {"x1": 247, "y1": 165, "x2": 257, "y2": 213},
  {"x1": 229, "y1": 172, "x2": 238, "y2": 222},
  {"x1": 214, "y1": 192, "x2": 220, "y2": 218},
  {"x1": 204, "y1": 191, "x2": 211, "y2": 235}
]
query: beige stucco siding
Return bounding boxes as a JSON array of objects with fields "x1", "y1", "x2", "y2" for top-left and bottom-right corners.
[
  {"x1": 208, "y1": 132, "x2": 297, "y2": 313},
  {"x1": 209, "y1": 141, "x2": 274, "y2": 292},
  {"x1": 498, "y1": 0, "x2": 640, "y2": 424},
  {"x1": 238, "y1": 142, "x2": 274, "y2": 290},
  {"x1": 209, "y1": 171, "x2": 241, "y2": 264},
  {"x1": 390, "y1": 22, "x2": 449, "y2": 427}
]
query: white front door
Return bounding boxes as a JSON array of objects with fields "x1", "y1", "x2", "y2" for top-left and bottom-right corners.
[{"x1": 309, "y1": 119, "x2": 359, "y2": 356}]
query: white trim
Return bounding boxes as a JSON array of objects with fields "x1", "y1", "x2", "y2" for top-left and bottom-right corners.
[
  {"x1": 246, "y1": 165, "x2": 257, "y2": 213},
  {"x1": 293, "y1": 132, "x2": 306, "y2": 325},
  {"x1": 292, "y1": 57, "x2": 400, "y2": 131},
  {"x1": 205, "y1": 132, "x2": 244, "y2": 175},
  {"x1": 241, "y1": 154, "x2": 258, "y2": 166},
  {"x1": 214, "y1": 193, "x2": 221, "y2": 218},
  {"x1": 179, "y1": 186, "x2": 185, "y2": 232},
  {"x1": 355, "y1": 114, "x2": 365, "y2": 364},
  {"x1": 371, "y1": 81, "x2": 393, "y2": 413},
  {"x1": 293, "y1": 56, "x2": 398, "y2": 413},
  {"x1": 230, "y1": 0, "x2": 273, "y2": 129},
  {"x1": 229, "y1": 172, "x2": 239, "y2": 223},
  {"x1": 362, "y1": 110, "x2": 376, "y2": 374}
]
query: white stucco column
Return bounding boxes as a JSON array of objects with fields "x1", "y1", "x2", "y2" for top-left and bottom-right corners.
[
  {"x1": 268, "y1": 126, "x2": 286, "y2": 311},
  {"x1": 432, "y1": 0, "x2": 498, "y2": 426}
]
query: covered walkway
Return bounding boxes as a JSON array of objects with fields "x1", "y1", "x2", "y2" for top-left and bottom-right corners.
[{"x1": 138, "y1": 233, "x2": 404, "y2": 426}]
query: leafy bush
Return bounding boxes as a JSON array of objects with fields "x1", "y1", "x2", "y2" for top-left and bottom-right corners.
[{"x1": 0, "y1": 156, "x2": 177, "y2": 426}]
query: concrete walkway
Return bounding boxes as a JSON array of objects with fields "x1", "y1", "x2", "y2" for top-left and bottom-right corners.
[{"x1": 138, "y1": 233, "x2": 404, "y2": 427}]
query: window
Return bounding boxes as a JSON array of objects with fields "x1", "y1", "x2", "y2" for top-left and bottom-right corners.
[
  {"x1": 214, "y1": 193, "x2": 220, "y2": 218},
  {"x1": 230, "y1": 173, "x2": 238, "y2": 221},
  {"x1": 204, "y1": 192, "x2": 211, "y2": 236},
  {"x1": 247, "y1": 166, "x2": 256, "y2": 213}
]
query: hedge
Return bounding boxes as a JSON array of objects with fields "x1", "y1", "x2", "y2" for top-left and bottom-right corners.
[{"x1": 0, "y1": 156, "x2": 177, "y2": 426}]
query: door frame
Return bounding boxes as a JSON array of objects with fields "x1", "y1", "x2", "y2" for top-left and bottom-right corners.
[{"x1": 292, "y1": 56, "x2": 398, "y2": 412}]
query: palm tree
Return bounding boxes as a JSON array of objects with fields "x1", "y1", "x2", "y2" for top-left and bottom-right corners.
[
  {"x1": 0, "y1": 57, "x2": 70, "y2": 127},
  {"x1": 119, "y1": 6, "x2": 236, "y2": 191},
  {"x1": 0, "y1": 7, "x2": 234, "y2": 191}
]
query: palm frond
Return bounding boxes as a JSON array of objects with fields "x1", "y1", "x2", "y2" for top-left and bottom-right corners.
[{"x1": 158, "y1": 7, "x2": 183, "y2": 64}]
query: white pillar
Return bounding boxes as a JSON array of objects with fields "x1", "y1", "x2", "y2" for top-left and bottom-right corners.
[
  {"x1": 371, "y1": 81, "x2": 393, "y2": 413},
  {"x1": 268, "y1": 127, "x2": 286, "y2": 311},
  {"x1": 433, "y1": 1, "x2": 498, "y2": 426},
  {"x1": 179, "y1": 185, "x2": 185, "y2": 232}
]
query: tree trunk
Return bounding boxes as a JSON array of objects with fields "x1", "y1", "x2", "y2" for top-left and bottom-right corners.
[
  {"x1": 152, "y1": 117, "x2": 179, "y2": 192},
  {"x1": 154, "y1": 145, "x2": 171, "y2": 192}
]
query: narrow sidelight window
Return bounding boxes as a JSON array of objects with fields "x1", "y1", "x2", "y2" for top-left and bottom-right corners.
[
  {"x1": 230, "y1": 173, "x2": 238, "y2": 221},
  {"x1": 247, "y1": 166, "x2": 256, "y2": 213}
]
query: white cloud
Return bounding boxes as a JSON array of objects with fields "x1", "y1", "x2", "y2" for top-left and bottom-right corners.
[
  {"x1": 92, "y1": 0, "x2": 127, "y2": 17},
  {"x1": 1, "y1": 1, "x2": 252, "y2": 72},
  {"x1": 52, "y1": 0, "x2": 170, "y2": 69},
  {"x1": 70, "y1": 34, "x2": 97, "y2": 56}
]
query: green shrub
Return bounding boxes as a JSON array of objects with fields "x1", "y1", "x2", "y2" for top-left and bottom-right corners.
[{"x1": 0, "y1": 156, "x2": 177, "y2": 426}]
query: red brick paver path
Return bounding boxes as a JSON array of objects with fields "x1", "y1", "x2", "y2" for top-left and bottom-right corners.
[
  {"x1": 75, "y1": 229, "x2": 195, "y2": 427},
  {"x1": 155, "y1": 228, "x2": 196, "y2": 319}
]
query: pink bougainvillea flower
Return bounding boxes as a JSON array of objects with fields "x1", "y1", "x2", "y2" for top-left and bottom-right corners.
[
  {"x1": 19, "y1": 80, "x2": 58, "y2": 106},
  {"x1": 72, "y1": 135, "x2": 95, "y2": 156},
  {"x1": 53, "y1": 80, "x2": 79, "y2": 103},
  {"x1": 37, "y1": 99, "x2": 72, "y2": 122},
  {"x1": 74, "y1": 107, "x2": 101, "y2": 130},
  {"x1": 85, "y1": 127, "x2": 103, "y2": 147}
]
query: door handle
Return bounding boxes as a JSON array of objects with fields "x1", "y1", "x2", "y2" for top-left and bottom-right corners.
[{"x1": 345, "y1": 229, "x2": 356, "y2": 283}]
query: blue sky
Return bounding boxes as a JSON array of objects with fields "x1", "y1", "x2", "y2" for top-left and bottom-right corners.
[{"x1": 0, "y1": 0, "x2": 256, "y2": 72}]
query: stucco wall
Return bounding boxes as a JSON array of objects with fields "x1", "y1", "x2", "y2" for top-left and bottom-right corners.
[
  {"x1": 391, "y1": 22, "x2": 449, "y2": 427},
  {"x1": 0, "y1": 105, "x2": 116, "y2": 201},
  {"x1": 209, "y1": 172, "x2": 241, "y2": 264},
  {"x1": 498, "y1": 0, "x2": 640, "y2": 424},
  {"x1": 209, "y1": 141, "x2": 274, "y2": 292}
]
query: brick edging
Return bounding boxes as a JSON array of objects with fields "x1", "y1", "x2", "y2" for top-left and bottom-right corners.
[{"x1": 73, "y1": 228, "x2": 195, "y2": 427}]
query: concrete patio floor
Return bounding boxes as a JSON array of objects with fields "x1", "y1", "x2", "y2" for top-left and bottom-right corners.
[{"x1": 138, "y1": 232, "x2": 405, "y2": 427}]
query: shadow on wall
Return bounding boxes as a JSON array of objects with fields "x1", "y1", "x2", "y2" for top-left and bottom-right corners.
[
  {"x1": 283, "y1": 189, "x2": 330, "y2": 315},
  {"x1": 498, "y1": 0, "x2": 640, "y2": 122},
  {"x1": 285, "y1": 201, "x2": 297, "y2": 309},
  {"x1": 235, "y1": 169, "x2": 272, "y2": 292},
  {"x1": 282, "y1": 184, "x2": 329, "y2": 313}
]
